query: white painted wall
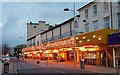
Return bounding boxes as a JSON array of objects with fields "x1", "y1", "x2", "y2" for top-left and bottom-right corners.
[
  {"x1": 41, "y1": 33, "x2": 46, "y2": 42},
  {"x1": 78, "y1": 1, "x2": 119, "y2": 34},
  {"x1": 53, "y1": 27, "x2": 60, "y2": 36},
  {"x1": 61, "y1": 23, "x2": 70, "y2": 34},
  {"x1": 47, "y1": 30, "x2": 52, "y2": 38},
  {"x1": 35, "y1": 34, "x2": 41, "y2": 45}
]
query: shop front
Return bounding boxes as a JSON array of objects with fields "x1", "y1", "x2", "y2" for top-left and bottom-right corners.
[
  {"x1": 76, "y1": 28, "x2": 117, "y2": 66},
  {"x1": 23, "y1": 28, "x2": 117, "y2": 67},
  {"x1": 108, "y1": 32, "x2": 120, "y2": 67}
]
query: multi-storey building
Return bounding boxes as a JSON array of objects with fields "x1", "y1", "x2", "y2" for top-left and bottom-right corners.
[
  {"x1": 27, "y1": 21, "x2": 51, "y2": 46},
  {"x1": 78, "y1": 0, "x2": 120, "y2": 32},
  {"x1": 77, "y1": 0, "x2": 120, "y2": 67},
  {"x1": 24, "y1": 0, "x2": 120, "y2": 67}
]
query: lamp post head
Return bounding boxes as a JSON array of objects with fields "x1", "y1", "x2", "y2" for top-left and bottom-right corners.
[{"x1": 64, "y1": 8, "x2": 69, "y2": 11}]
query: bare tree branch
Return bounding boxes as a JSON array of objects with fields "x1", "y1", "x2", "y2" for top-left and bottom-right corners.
[{"x1": 2, "y1": 43, "x2": 10, "y2": 55}]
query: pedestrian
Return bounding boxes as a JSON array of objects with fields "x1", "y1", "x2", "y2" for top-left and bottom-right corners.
[{"x1": 102, "y1": 57, "x2": 106, "y2": 67}]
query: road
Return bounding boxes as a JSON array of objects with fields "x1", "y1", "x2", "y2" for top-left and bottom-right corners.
[
  {"x1": 11, "y1": 57, "x2": 93, "y2": 73},
  {"x1": 1, "y1": 57, "x2": 118, "y2": 75}
]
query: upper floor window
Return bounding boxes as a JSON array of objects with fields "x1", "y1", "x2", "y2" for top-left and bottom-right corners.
[
  {"x1": 104, "y1": 16, "x2": 110, "y2": 28},
  {"x1": 118, "y1": 0, "x2": 120, "y2": 5},
  {"x1": 85, "y1": 23, "x2": 89, "y2": 32},
  {"x1": 93, "y1": 5, "x2": 97, "y2": 16},
  {"x1": 33, "y1": 26, "x2": 36, "y2": 28},
  {"x1": 104, "y1": 0, "x2": 109, "y2": 10},
  {"x1": 85, "y1": 9, "x2": 88, "y2": 18},
  {"x1": 93, "y1": 20, "x2": 98, "y2": 31},
  {"x1": 118, "y1": 13, "x2": 120, "y2": 28}
]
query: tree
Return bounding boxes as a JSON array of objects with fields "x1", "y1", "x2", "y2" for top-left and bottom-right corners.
[{"x1": 2, "y1": 43, "x2": 10, "y2": 55}]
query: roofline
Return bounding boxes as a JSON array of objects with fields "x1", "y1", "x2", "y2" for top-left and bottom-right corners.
[
  {"x1": 27, "y1": 22, "x2": 39, "y2": 25},
  {"x1": 27, "y1": 15, "x2": 80, "y2": 40},
  {"x1": 40, "y1": 15, "x2": 80, "y2": 34},
  {"x1": 27, "y1": 35, "x2": 36, "y2": 41},
  {"x1": 77, "y1": 0, "x2": 97, "y2": 11}
]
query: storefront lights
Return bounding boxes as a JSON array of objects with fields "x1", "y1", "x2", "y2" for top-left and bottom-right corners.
[
  {"x1": 79, "y1": 40, "x2": 82, "y2": 43},
  {"x1": 40, "y1": 50, "x2": 43, "y2": 53},
  {"x1": 87, "y1": 39, "x2": 90, "y2": 41},
  {"x1": 59, "y1": 49, "x2": 63, "y2": 51},
  {"x1": 68, "y1": 48, "x2": 72, "y2": 51},
  {"x1": 43, "y1": 50, "x2": 49, "y2": 54},
  {"x1": 52, "y1": 49, "x2": 58, "y2": 53},
  {"x1": 37, "y1": 54, "x2": 40, "y2": 57},
  {"x1": 98, "y1": 37, "x2": 101, "y2": 40},
  {"x1": 33, "y1": 51, "x2": 37, "y2": 54},
  {"x1": 93, "y1": 35, "x2": 96, "y2": 38},
  {"x1": 76, "y1": 37, "x2": 78, "y2": 40},
  {"x1": 83, "y1": 36, "x2": 85, "y2": 39}
]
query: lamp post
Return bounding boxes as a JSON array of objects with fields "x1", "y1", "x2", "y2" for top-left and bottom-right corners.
[{"x1": 64, "y1": 2, "x2": 77, "y2": 68}]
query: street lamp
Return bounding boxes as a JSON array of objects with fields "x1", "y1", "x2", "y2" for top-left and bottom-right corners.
[{"x1": 64, "y1": 2, "x2": 77, "y2": 68}]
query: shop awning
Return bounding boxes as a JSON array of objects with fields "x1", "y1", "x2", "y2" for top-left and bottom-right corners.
[
  {"x1": 108, "y1": 32, "x2": 120, "y2": 46},
  {"x1": 76, "y1": 28, "x2": 118, "y2": 46}
]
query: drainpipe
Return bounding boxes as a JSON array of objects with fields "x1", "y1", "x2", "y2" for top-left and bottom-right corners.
[{"x1": 110, "y1": 0, "x2": 113, "y2": 29}]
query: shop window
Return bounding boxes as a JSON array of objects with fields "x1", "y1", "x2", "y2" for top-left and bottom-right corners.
[
  {"x1": 118, "y1": 0, "x2": 120, "y2": 5},
  {"x1": 33, "y1": 26, "x2": 36, "y2": 28}
]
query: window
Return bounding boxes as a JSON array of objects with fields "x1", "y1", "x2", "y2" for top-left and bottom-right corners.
[
  {"x1": 104, "y1": 0, "x2": 109, "y2": 10},
  {"x1": 93, "y1": 5, "x2": 97, "y2": 16},
  {"x1": 104, "y1": 16, "x2": 110, "y2": 28},
  {"x1": 93, "y1": 20, "x2": 98, "y2": 31},
  {"x1": 85, "y1": 23, "x2": 89, "y2": 32},
  {"x1": 118, "y1": 0, "x2": 120, "y2": 5},
  {"x1": 118, "y1": 13, "x2": 120, "y2": 28},
  {"x1": 34, "y1": 26, "x2": 36, "y2": 28},
  {"x1": 85, "y1": 9, "x2": 88, "y2": 18}
]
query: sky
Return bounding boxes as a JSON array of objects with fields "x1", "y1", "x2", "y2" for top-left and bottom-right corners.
[{"x1": 1, "y1": 1, "x2": 93, "y2": 47}]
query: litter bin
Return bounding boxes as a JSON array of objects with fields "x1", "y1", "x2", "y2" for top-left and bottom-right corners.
[
  {"x1": 80, "y1": 59, "x2": 85, "y2": 69},
  {"x1": 4, "y1": 61, "x2": 9, "y2": 73},
  {"x1": 37, "y1": 60, "x2": 40, "y2": 64}
]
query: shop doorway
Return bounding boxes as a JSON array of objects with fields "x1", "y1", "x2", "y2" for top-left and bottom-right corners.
[{"x1": 67, "y1": 51, "x2": 74, "y2": 61}]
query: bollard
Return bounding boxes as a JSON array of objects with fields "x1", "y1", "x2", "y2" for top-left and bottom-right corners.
[
  {"x1": 37, "y1": 60, "x2": 40, "y2": 64},
  {"x1": 80, "y1": 59, "x2": 85, "y2": 69},
  {"x1": 16, "y1": 67, "x2": 20, "y2": 75},
  {"x1": 3, "y1": 62, "x2": 9, "y2": 73}
]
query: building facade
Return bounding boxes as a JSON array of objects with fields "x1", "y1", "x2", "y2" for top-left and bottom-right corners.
[
  {"x1": 24, "y1": 0, "x2": 120, "y2": 67},
  {"x1": 78, "y1": 0, "x2": 120, "y2": 33},
  {"x1": 27, "y1": 21, "x2": 50, "y2": 46},
  {"x1": 108, "y1": 32, "x2": 120, "y2": 67}
]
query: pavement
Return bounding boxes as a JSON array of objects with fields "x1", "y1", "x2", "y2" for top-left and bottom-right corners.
[
  {"x1": 0, "y1": 61, "x2": 3, "y2": 75},
  {"x1": 0, "y1": 57, "x2": 16, "y2": 75},
  {"x1": 25, "y1": 59, "x2": 120, "y2": 73},
  {"x1": 1, "y1": 58, "x2": 120, "y2": 74}
]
